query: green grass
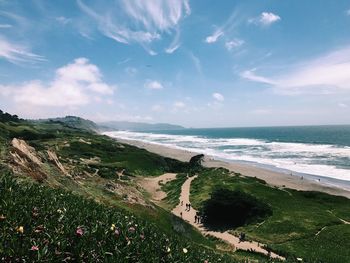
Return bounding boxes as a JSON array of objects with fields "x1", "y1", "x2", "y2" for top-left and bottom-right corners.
[
  {"x1": 161, "y1": 173, "x2": 188, "y2": 209},
  {"x1": 186, "y1": 168, "x2": 350, "y2": 262}
]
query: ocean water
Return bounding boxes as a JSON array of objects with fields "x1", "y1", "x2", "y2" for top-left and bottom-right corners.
[{"x1": 104, "y1": 125, "x2": 350, "y2": 183}]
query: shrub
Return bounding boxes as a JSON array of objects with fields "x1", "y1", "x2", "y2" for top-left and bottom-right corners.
[{"x1": 201, "y1": 188, "x2": 272, "y2": 230}]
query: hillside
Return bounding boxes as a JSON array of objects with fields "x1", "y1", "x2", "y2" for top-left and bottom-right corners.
[
  {"x1": 99, "y1": 121, "x2": 184, "y2": 131},
  {"x1": 1, "y1": 110, "x2": 350, "y2": 262},
  {"x1": 36, "y1": 116, "x2": 99, "y2": 132}
]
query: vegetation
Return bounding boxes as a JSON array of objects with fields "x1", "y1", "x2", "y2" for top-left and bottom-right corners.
[
  {"x1": 200, "y1": 188, "x2": 272, "y2": 230},
  {"x1": 185, "y1": 168, "x2": 350, "y2": 262},
  {"x1": 0, "y1": 171, "x2": 236, "y2": 262},
  {"x1": 2, "y1": 110, "x2": 350, "y2": 262}
]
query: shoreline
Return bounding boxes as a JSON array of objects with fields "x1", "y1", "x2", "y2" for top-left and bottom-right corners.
[{"x1": 111, "y1": 137, "x2": 350, "y2": 199}]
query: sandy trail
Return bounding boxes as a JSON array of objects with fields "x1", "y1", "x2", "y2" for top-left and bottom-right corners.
[
  {"x1": 172, "y1": 175, "x2": 285, "y2": 260},
  {"x1": 139, "y1": 173, "x2": 177, "y2": 202}
]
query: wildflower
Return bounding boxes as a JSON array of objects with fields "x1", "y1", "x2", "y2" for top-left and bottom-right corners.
[
  {"x1": 16, "y1": 226, "x2": 24, "y2": 234},
  {"x1": 140, "y1": 234, "x2": 145, "y2": 240},
  {"x1": 114, "y1": 229, "x2": 120, "y2": 237},
  {"x1": 128, "y1": 226, "x2": 136, "y2": 233},
  {"x1": 30, "y1": 245, "x2": 39, "y2": 251},
  {"x1": 0, "y1": 214, "x2": 6, "y2": 221},
  {"x1": 183, "y1": 248, "x2": 188, "y2": 254},
  {"x1": 110, "y1": 224, "x2": 116, "y2": 231},
  {"x1": 76, "y1": 227, "x2": 84, "y2": 236},
  {"x1": 166, "y1": 247, "x2": 171, "y2": 253},
  {"x1": 204, "y1": 260, "x2": 209, "y2": 263},
  {"x1": 34, "y1": 225, "x2": 45, "y2": 233}
]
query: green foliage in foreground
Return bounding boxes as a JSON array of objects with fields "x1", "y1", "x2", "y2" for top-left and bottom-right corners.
[
  {"x1": 188, "y1": 168, "x2": 350, "y2": 262},
  {"x1": 0, "y1": 172, "x2": 236, "y2": 262}
]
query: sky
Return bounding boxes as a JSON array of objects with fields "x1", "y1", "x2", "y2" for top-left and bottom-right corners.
[{"x1": 1, "y1": 0, "x2": 350, "y2": 128}]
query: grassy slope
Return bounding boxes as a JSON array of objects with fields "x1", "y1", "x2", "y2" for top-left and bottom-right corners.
[
  {"x1": 0, "y1": 119, "x2": 269, "y2": 262},
  {"x1": 181, "y1": 168, "x2": 350, "y2": 262},
  {"x1": 0, "y1": 171, "x2": 236, "y2": 262}
]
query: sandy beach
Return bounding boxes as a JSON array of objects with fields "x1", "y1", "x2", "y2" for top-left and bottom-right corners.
[{"x1": 115, "y1": 138, "x2": 350, "y2": 199}]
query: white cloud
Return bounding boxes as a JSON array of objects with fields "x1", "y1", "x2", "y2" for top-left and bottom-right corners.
[
  {"x1": 338, "y1": 103, "x2": 348, "y2": 108},
  {"x1": 240, "y1": 69, "x2": 277, "y2": 85},
  {"x1": 212, "y1": 92, "x2": 224, "y2": 101},
  {"x1": 0, "y1": 36, "x2": 44, "y2": 64},
  {"x1": 56, "y1": 16, "x2": 71, "y2": 25},
  {"x1": 78, "y1": 0, "x2": 190, "y2": 54},
  {"x1": 205, "y1": 10, "x2": 242, "y2": 45},
  {"x1": 144, "y1": 80, "x2": 164, "y2": 90},
  {"x1": 151, "y1": 104, "x2": 163, "y2": 112},
  {"x1": 0, "y1": 24, "x2": 12, "y2": 28},
  {"x1": 174, "y1": 101, "x2": 186, "y2": 109},
  {"x1": 125, "y1": 67, "x2": 138, "y2": 76},
  {"x1": 189, "y1": 52, "x2": 202, "y2": 75},
  {"x1": 346, "y1": 9, "x2": 350, "y2": 16},
  {"x1": 251, "y1": 109, "x2": 271, "y2": 115},
  {"x1": 225, "y1": 39, "x2": 244, "y2": 51},
  {"x1": 205, "y1": 30, "x2": 223, "y2": 43},
  {"x1": 165, "y1": 27, "x2": 181, "y2": 54},
  {"x1": 241, "y1": 46, "x2": 350, "y2": 95},
  {"x1": 0, "y1": 58, "x2": 115, "y2": 107},
  {"x1": 250, "y1": 12, "x2": 281, "y2": 26}
]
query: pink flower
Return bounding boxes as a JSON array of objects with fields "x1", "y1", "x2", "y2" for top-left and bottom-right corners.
[
  {"x1": 30, "y1": 245, "x2": 39, "y2": 251},
  {"x1": 128, "y1": 226, "x2": 136, "y2": 233},
  {"x1": 114, "y1": 229, "x2": 120, "y2": 237},
  {"x1": 140, "y1": 234, "x2": 145, "y2": 240},
  {"x1": 76, "y1": 227, "x2": 84, "y2": 236}
]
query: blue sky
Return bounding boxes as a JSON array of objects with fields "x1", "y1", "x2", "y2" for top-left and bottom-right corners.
[{"x1": 1, "y1": 0, "x2": 350, "y2": 127}]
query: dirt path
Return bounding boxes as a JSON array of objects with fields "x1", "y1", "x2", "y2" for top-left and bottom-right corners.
[
  {"x1": 139, "y1": 173, "x2": 177, "y2": 202},
  {"x1": 172, "y1": 175, "x2": 285, "y2": 260}
]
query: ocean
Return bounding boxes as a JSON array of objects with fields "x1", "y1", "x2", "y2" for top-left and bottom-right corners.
[{"x1": 104, "y1": 125, "x2": 350, "y2": 185}]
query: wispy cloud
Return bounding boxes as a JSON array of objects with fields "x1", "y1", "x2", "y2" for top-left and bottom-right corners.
[
  {"x1": 212, "y1": 92, "x2": 224, "y2": 102},
  {"x1": 240, "y1": 69, "x2": 276, "y2": 85},
  {"x1": 249, "y1": 12, "x2": 281, "y2": 26},
  {"x1": 165, "y1": 27, "x2": 180, "y2": 53},
  {"x1": 0, "y1": 58, "x2": 115, "y2": 107},
  {"x1": 346, "y1": 9, "x2": 350, "y2": 16},
  {"x1": 205, "y1": 30, "x2": 223, "y2": 44},
  {"x1": 0, "y1": 24, "x2": 12, "y2": 28},
  {"x1": 144, "y1": 80, "x2": 164, "y2": 90},
  {"x1": 0, "y1": 36, "x2": 44, "y2": 64},
  {"x1": 151, "y1": 104, "x2": 163, "y2": 112},
  {"x1": 77, "y1": 0, "x2": 190, "y2": 54},
  {"x1": 241, "y1": 46, "x2": 350, "y2": 95},
  {"x1": 55, "y1": 16, "x2": 71, "y2": 25},
  {"x1": 173, "y1": 101, "x2": 186, "y2": 109},
  {"x1": 225, "y1": 38, "x2": 244, "y2": 51},
  {"x1": 188, "y1": 52, "x2": 202, "y2": 75},
  {"x1": 205, "y1": 10, "x2": 242, "y2": 45}
]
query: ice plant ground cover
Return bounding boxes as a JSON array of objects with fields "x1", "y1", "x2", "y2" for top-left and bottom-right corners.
[{"x1": 0, "y1": 171, "x2": 236, "y2": 262}]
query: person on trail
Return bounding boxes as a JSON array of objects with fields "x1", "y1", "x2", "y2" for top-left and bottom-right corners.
[
  {"x1": 180, "y1": 212, "x2": 183, "y2": 218},
  {"x1": 188, "y1": 203, "x2": 191, "y2": 211},
  {"x1": 194, "y1": 215, "x2": 197, "y2": 223},
  {"x1": 185, "y1": 203, "x2": 188, "y2": 211},
  {"x1": 181, "y1": 201, "x2": 183, "y2": 206}
]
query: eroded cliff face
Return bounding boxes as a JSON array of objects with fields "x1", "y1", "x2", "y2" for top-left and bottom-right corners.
[{"x1": 10, "y1": 138, "x2": 47, "y2": 182}]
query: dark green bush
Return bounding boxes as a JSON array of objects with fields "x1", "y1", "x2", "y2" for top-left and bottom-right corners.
[{"x1": 201, "y1": 188, "x2": 272, "y2": 230}]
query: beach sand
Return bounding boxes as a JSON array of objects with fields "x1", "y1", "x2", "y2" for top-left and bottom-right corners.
[{"x1": 116, "y1": 138, "x2": 350, "y2": 199}]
